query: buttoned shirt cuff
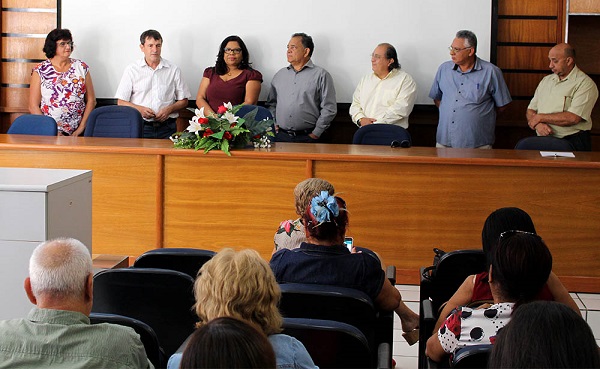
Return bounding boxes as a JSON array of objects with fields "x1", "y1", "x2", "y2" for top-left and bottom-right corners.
[{"x1": 353, "y1": 116, "x2": 364, "y2": 127}]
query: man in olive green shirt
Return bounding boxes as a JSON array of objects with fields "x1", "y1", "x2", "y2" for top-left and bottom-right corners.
[
  {"x1": 0, "y1": 238, "x2": 153, "y2": 369},
  {"x1": 527, "y1": 43, "x2": 599, "y2": 151}
]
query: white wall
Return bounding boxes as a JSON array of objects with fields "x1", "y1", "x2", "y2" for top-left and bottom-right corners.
[{"x1": 62, "y1": 0, "x2": 491, "y2": 104}]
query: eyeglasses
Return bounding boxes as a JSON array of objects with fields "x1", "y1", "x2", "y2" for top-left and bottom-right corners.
[
  {"x1": 57, "y1": 41, "x2": 74, "y2": 48},
  {"x1": 498, "y1": 230, "x2": 541, "y2": 243},
  {"x1": 371, "y1": 53, "x2": 385, "y2": 60},
  {"x1": 224, "y1": 48, "x2": 242, "y2": 55},
  {"x1": 448, "y1": 46, "x2": 471, "y2": 53}
]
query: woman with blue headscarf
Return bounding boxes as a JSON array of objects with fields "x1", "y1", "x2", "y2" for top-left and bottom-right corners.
[{"x1": 270, "y1": 191, "x2": 420, "y2": 345}]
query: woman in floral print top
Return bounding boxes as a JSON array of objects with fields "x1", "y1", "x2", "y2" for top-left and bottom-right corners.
[
  {"x1": 273, "y1": 178, "x2": 335, "y2": 254},
  {"x1": 29, "y1": 28, "x2": 96, "y2": 136}
]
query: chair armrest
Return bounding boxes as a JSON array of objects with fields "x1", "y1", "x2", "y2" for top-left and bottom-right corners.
[
  {"x1": 422, "y1": 299, "x2": 435, "y2": 322},
  {"x1": 377, "y1": 342, "x2": 391, "y2": 369},
  {"x1": 418, "y1": 299, "x2": 437, "y2": 369},
  {"x1": 425, "y1": 356, "x2": 439, "y2": 369},
  {"x1": 386, "y1": 265, "x2": 396, "y2": 285}
]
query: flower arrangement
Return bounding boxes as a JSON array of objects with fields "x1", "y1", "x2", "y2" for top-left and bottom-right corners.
[{"x1": 171, "y1": 102, "x2": 274, "y2": 155}]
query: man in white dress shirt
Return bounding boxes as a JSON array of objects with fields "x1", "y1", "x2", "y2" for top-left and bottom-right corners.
[
  {"x1": 116, "y1": 29, "x2": 190, "y2": 139},
  {"x1": 350, "y1": 43, "x2": 417, "y2": 129}
]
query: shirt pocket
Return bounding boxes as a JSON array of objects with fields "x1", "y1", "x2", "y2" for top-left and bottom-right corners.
[
  {"x1": 563, "y1": 96, "x2": 573, "y2": 111},
  {"x1": 463, "y1": 80, "x2": 488, "y2": 103}
]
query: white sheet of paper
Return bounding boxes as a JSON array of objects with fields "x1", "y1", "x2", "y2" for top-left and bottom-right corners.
[{"x1": 540, "y1": 151, "x2": 575, "y2": 157}]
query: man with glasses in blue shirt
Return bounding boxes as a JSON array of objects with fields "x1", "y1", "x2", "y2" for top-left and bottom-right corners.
[{"x1": 429, "y1": 30, "x2": 511, "y2": 148}]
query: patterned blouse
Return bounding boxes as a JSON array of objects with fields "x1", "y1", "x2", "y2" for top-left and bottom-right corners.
[
  {"x1": 274, "y1": 218, "x2": 306, "y2": 251},
  {"x1": 34, "y1": 59, "x2": 90, "y2": 135},
  {"x1": 438, "y1": 302, "x2": 514, "y2": 358}
]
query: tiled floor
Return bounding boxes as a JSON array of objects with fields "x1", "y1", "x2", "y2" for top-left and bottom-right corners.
[{"x1": 393, "y1": 285, "x2": 600, "y2": 369}]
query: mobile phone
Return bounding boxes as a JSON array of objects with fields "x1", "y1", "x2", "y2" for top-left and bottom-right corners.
[{"x1": 344, "y1": 237, "x2": 353, "y2": 251}]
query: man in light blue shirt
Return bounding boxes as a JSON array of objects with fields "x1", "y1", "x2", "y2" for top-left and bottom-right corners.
[
  {"x1": 266, "y1": 33, "x2": 337, "y2": 143},
  {"x1": 429, "y1": 30, "x2": 512, "y2": 148}
]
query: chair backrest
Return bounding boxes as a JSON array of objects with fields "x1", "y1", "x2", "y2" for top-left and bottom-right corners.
[
  {"x1": 418, "y1": 249, "x2": 487, "y2": 369},
  {"x1": 84, "y1": 105, "x2": 143, "y2": 138},
  {"x1": 278, "y1": 283, "x2": 380, "y2": 351},
  {"x1": 514, "y1": 136, "x2": 575, "y2": 151},
  {"x1": 133, "y1": 248, "x2": 216, "y2": 279},
  {"x1": 451, "y1": 344, "x2": 492, "y2": 368},
  {"x1": 89, "y1": 312, "x2": 165, "y2": 368},
  {"x1": 282, "y1": 317, "x2": 374, "y2": 369},
  {"x1": 92, "y1": 268, "x2": 197, "y2": 358},
  {"x1": 237, "y1": 104, "x2": 273, "y2": 121},
  {"x1": 420, "y1": 249, "x2": 486, "y2": 314},
  {"x1": 352, "y1": 124, "x2": 412, "y2": 147},
  {"x1": 7, "y1": 115, "x2": 57, "y2": 136}
]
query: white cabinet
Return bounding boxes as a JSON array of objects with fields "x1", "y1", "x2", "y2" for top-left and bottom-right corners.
[{"x1": 0, "y1": 168, "x2": 92, "y2": 319}]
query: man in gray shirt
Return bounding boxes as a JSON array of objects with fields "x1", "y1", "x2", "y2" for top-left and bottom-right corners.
[{"x1": 266, "y1": 33, "x2": 337, "y2": 143}]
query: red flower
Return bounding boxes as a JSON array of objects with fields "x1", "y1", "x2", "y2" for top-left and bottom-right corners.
[
  {"x1": 199, "y1": 117, "x2": 209, "y2": 124},
  {"x1": 223, "y1": 132, "x2": 233, "y2": 140},
  {"x1": 203, "y1": 129, "x2": 213, "y2": 138},
  {"x1": 253, "y1": 134, "x2": 261, "y2": 139},
  {"x1": 230, "y1": 123, "x2": 236, "y2": 128},
  {"x1": 217, "y1": 105, "x2": 227, "y2": 114}
]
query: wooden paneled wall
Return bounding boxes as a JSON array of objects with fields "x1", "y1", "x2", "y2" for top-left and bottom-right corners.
[
  {"x1": 0, "y1": 0, "x2": 57, "y2": 132},
  {"x1": 496, "y1": 0, "x2": 564, "y2": 128}
]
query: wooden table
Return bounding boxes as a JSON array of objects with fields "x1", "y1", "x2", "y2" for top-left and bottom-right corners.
[{"x1": 1, "y1": 134, "x2": 598, "y2": 291}]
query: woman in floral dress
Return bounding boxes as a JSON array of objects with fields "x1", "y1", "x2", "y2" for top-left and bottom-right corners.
[{"x1": 29, "y1": 28, "x2": 96, "y2": 136}]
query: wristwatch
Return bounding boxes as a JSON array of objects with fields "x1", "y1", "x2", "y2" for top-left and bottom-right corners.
[{"x1": 356, "y1": 119, "x2": 362, "y2": 127}]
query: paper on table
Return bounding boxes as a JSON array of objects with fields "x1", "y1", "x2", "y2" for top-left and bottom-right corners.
[{"x1": 540, "y1": 151, "x2": 575, "y2": 157}]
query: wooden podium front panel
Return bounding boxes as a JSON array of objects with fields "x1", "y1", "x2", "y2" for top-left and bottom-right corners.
[
  {"x1": 163, "y1": 155, "x2": 308, "y2": 260},
  {"x1": 0, "y1": 150, "x2": 160, "y2": 255},
  {"x1": 315, "y1": 160, "x2": 600, "y2": 283}
]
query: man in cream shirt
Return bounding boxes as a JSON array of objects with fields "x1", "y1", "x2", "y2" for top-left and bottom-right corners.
[
  {"x1": 527, "y1": 43, "x2": 598, "y2": 151},
  {"x1": 350, "y1": 43, "x2": 417, "y2": 129}
]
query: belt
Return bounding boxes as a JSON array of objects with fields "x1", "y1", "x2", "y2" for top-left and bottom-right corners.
[
  {"x1": 144, "y1": 117, "x2": 176, "y2": 127},
  {"x1": 279, "y1": 128, "x2": 312, "y2": 136}
]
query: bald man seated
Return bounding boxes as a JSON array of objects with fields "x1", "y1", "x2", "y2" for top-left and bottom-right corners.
[
  {"x1": 0, "y1": 238, "x2": 153, "y2": 368},
  {"x1": 526, "y1": 43, "x2": 599, "y2": 151}
]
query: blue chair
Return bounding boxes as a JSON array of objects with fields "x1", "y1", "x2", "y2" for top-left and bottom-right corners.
[
  {"x1": 133, "y1": 248, "x2": 216, "y2": 279},
  {"x1": 84, "y1": 106, "x2": 143, "y2": 138},
  {"x1": 89, "y1": 312, "x2": 166, "y2": 368},
  {"x1": 514, "y1": 136, "x2": 575, "y2": 151},
  {"x1": 451, "y1": 344, "x2": 493, "y2": 368},
  {"x1": 237, "y1": 104, "x2": 273, "y2": 122},
  {"x1": 7, "y1": 115, "x2": 57, "y2": 135},
  {"x1": 236, "y1": 105, "x2": 275, "y2": 137},
  {"x1": 352, "y1": 124, "x2": 412, "y2": 147}
]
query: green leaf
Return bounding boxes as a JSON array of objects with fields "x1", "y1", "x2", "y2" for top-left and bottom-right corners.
[
  {"x1": 221, "y1": 139, "x2": 231, "y2": 155},
  {"x1": 211, "y1": 130, "x2": 226, "y2": 139}
]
